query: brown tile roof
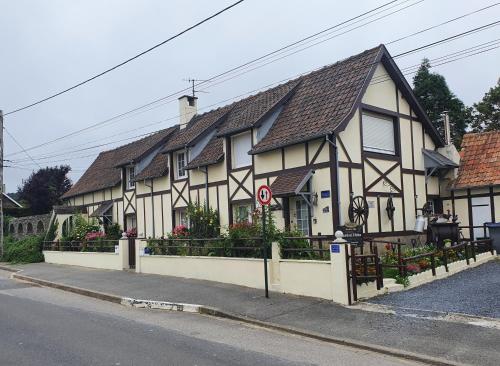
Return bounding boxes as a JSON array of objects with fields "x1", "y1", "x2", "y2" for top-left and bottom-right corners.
[
  {"x1": 270, "y1": 168, "x2": 314, "y2": 197},
  {"x1": 134, "y1": 152, "x2": 170, "y2": 181},
  {"x1": 454, "y1": 131, "x2": 500, "y2": 189},
  {"x1": 185, "y1": 136, "x2": 224, "y2": 169},
  {"x1": 217, "y1": 81, "x2": 300, "y2": 136},
  {"x1": 251, "y1": 46, "x2": 382, "y2": 153},
  {"x1": 62, "y1": 127, "x2": 177, "y2": 198},
  {"x1": 113, "y1": 127, "x2": 177, "y2": 167},
  {"x1": 53, "y1": 205, "x2": 87, "y2": 214},
  {"x1": 162, "y1": 106, "x2": 230, "y2": 152}
]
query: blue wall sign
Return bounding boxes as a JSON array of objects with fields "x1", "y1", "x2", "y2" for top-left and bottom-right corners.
[
  {"x1": 321, "y1": 190, "x2": 330, "y2": 198},
  {"x1": 330, "y1": 244, "x2": 340, "y2": 253}
]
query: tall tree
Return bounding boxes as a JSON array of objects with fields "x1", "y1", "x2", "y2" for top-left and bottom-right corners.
[
  {"x1": 412, "y1": 59, "x2": 469, "y2": 147},
  {"x1": 470, "y1": 78, "x2": 500, "y2": 132},
  {"x1": 17, "y1": 165, "x2": 72, "y2": 214}
]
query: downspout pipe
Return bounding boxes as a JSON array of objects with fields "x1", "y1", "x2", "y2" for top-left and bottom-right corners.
[
  {"x1": 143, "y1": 179, "x2": 155, "y2": 238},
  {"x1": 325, "y1": 134, "x2": 343, "y2": 226}
]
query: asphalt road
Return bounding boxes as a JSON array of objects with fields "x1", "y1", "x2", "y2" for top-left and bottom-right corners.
[{"x1": 0, "y1": 270, "x2": 418, "y2": 366}]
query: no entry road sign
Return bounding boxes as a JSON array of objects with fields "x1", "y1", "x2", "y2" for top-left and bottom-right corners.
[{"x1": 257, "y1": 185, "x2": 272, "y2": 206}]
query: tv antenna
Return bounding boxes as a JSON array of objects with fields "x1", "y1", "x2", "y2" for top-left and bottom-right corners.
[{"x1": 183, "y1": 78, "x2": 209, "y2": 98}]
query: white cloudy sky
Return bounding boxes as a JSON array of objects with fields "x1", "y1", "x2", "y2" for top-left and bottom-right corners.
[{"x1": 1, "y1": 0, "x2": 499, "y2": 192}]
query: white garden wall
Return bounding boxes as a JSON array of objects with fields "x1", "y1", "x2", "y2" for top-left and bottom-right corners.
[
  {"x1": 43, "y1": 251, "x2": 122, "y2": 271},
  {"x1": 137, "y1": 255, "x2": 268, "y2": 289},
  {"x1": 279, "y1": 260, "x2": 332, "y2": 299}
]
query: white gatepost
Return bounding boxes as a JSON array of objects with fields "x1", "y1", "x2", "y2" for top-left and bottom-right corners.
[
  {"x1": 330, "y1": 230, "x2": 352, "y2": 305},
  {"x1": 119, "y1": 233, "x2": 129, "y2": 270},
  {"x1": 270, "y1": 242, "x2": 281, "y2": 291},
  {"x1": 135, "y1": 239, "x2": 147, "y2": 273}
]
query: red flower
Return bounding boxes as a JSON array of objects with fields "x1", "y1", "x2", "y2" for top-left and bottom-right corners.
[
  {"x1": 406, "y1": 264, "x2": 421, "y2": 273},
  {"x1": 126, "y1": 228, "x2": 137, "y2": 238},
  {"x1": 172, "y1": 225, "x2": 189, "y2": 237},
  {"x1": 85, "y1": 231, "x2": 106, "y2": 241}
]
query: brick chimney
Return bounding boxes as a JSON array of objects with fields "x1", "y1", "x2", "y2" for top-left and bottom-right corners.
[{"x1": 178, "y1": 95, "x2": 197, "y2": 129}]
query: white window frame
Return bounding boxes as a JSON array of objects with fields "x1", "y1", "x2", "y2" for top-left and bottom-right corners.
[
  {"x1": 231, "y1": 132, "x2": 252, "y2": 169},
  {"x1": 175, "y1": 151, "x2": 187, "y2": 179},
  {"x1": 126, "y1": 166, "x2": 135, "y2": 189},
  {"x1": 362, "y1": 112, "x2": 396, "y2": 155},
  {"x1": 233, "y1": 203, "x2": 253, "y2": 223},
  {"x1": 176, "y1": 209, "x2": 189, "y2": 227}
]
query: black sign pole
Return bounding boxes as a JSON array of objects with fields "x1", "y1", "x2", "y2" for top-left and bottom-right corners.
[{"x1": 262, "y1": 205, "x2": 269, "y2": 298}]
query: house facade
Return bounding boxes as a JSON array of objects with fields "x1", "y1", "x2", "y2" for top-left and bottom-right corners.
[
  {"x1": 442, "y1": 131, "x2": 500, "y2": 240},
  {"x1": 59, "y1": 45, "x2": 459, "y2": 241}
]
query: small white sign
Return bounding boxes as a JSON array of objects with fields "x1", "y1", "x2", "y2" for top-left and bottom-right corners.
[{"x1": 114, "y1": 245, "x2": 120, "y2": 254}]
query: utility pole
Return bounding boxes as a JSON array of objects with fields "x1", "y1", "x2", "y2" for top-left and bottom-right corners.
[{"x1": 0, "y1": 110, "x2": 4, "y2": 258}]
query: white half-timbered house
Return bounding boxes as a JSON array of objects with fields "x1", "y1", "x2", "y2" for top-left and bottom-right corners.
[{"x1": 58, "y1": 44, "x2": 464, "y2": 241}]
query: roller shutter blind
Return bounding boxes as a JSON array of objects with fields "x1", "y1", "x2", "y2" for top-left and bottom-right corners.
[
  {"x1": 232, "y1": 132, "x2": 252, "y2": 168},
  {"x1": 362, "y1": 113, "x2": 396, "y2": 155}
]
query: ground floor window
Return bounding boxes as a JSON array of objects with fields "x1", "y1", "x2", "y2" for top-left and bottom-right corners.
[
  {"x1": 126, "y1": 214, "x2": 137, "y2": 231},
  {"x1": 294, "y1": 198, "x2": 310, "y2": 236},
  {"x1": 232, "y1": 202, "x2": 253, "y2": 223},
  {"x1": 175, "y1": 209, "x2": 189, "y2": 227}
]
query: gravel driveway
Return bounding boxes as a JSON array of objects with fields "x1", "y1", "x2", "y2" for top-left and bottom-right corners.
[{"x1": 369, "y1": 259, "x2": 500, "y2": 318}]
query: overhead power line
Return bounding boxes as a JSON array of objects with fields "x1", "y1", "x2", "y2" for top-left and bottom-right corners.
[
  {"x1": 11, "y1": 39, "x2": 500, "y2": 167},
  {"x1": 4, "y1": 0, "x2": 428, "y2": 156},
  {"x1": 3, "y1": 0, "x2": 246, "y2": 116},
  {"x1": 7, "y1": 3, "x2": 499, "y2": 159},
  {"x1": 4, "y1": 127, "x2": 41, "y2": 168}
]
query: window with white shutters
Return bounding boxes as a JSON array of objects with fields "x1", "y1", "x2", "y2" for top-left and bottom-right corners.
[
  {"x1": 232, "y1": 132, "x2": 252, "y2": 168},
  {"x1": 362, "y1": 112, "x2": 396, "y2": 155}
]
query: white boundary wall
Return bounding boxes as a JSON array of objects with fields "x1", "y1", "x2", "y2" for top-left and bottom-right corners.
[
  {"x1": 43, "y1": 251, "x2": 122, "y2": 271},
  {"x1": 136, "y1": 240, "x2": 348, "y2": 301},
  {"x1": 138, "y1": 255, "x2": 268, "y2": 289}
]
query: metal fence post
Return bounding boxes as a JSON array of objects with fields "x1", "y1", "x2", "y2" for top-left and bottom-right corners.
[{"x1": 262, "y1": 206, "x2": 269, "y2": 298}]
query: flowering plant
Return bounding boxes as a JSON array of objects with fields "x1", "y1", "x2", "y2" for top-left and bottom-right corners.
[
  {"x1": 84, "y1": 231, "x2": 106, "y2": 241},
  {"x1": 126, "y1": 227, "x2": 137, "y2": 238},
  {"x1": 406, "y1": 264, "x2": 421, "y2": 274},
  {"x1": 172, "y1": 225, "x2": 189, "y2": 237}
]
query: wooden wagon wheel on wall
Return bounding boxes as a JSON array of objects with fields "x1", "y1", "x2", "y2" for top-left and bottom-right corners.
[
  {"x1": 348, "y1": 196, "x2": 369, "y2": 225},
  {"x1": 386, "y1": 195, "x2": 395, "y2": 221}
]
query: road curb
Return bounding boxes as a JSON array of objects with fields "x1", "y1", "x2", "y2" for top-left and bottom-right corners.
[
  {"x1": 0, "y1": 264, "x2": 21, "y2": 273},
  {"x1": 10, "y1": 272, "x2": 465, "y2": 366},
  {"x1": 12, "y1": 273, "x2": 122, "y2": 304}
]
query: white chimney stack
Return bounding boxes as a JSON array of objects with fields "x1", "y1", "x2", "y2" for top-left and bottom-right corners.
[{"x1": 178, "y1": 95, "x2": 197, "y2": 129}]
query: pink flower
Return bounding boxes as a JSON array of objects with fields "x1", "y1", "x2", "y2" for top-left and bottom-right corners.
[
  {"x1": 406, "y1": 264, "x2": 421, "y2": 273},
  {"x1": 126, "y1": 228, "x2": 137, "y2": 238},
  {"x1": 172, "y1": 225, "x2": 188, "y2": 237},
  {"x1": 85, "y1": 231, "x2": 106, "y2": 241}
]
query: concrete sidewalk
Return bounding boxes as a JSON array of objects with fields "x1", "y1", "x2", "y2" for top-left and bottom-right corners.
[{"x1": 2, "y1": 262, "x2": 499, "y2": 366}]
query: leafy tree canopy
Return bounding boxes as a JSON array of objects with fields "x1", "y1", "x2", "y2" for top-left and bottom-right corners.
[
  {"x1": 470, "y1": 78, "x2": 500, "y2": 132},
  {"x1": 17, "y1": 165, "x2": 72, "y2": 214},
  {"x1": 413, "y1": 59, "x2": 470, "y2": 148}
]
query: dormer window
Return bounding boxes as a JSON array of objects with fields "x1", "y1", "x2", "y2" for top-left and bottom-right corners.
[
  {"x1": 126, "y1": 166, "x2": 135, "y2": 190},
  {"x1": 232, "y1": 132, "x2": 252, "y2": 168},
  {"x1": 176, "y1": 151, "x2": 187, "y2": 179}
]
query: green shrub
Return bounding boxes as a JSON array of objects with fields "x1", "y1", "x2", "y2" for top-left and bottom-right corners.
[
  {"x1": 395, "y1": 274, "x2": 410, "y2": 288},
  {"x1": 45, "y1": 219, "x2": 58, "y2": 242},
  {"x1": 70, "y1": 214, "x2": 100, "y2": 241},
  {"x1": 186, "y1": 202, "x2": 220, "y2": 238},
  {"x1": 105, "y1": 223, "x2": 122, "y2": 240},
  {"x1": 382, "y1": 267, "x2": 399, "y2": 279},
  {"x1": 2, "y1": 235, "x2": 44, "y2": 263},
  {"x1": 279, "y1": 229, "x2": 323, "y2": 260}
]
